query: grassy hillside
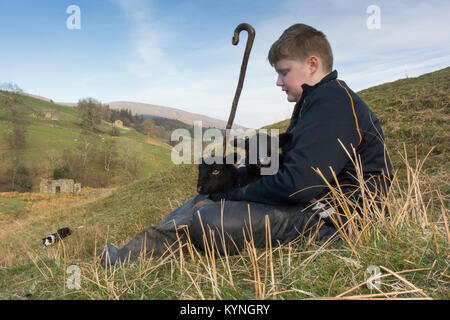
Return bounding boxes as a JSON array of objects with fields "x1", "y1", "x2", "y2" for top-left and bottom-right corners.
[
  {"x1": 0, "y1": 91, "x2": 174, "y2": 189},
  {"x1": 0, "y1": 68, "x2": 449, "y2": 300}
]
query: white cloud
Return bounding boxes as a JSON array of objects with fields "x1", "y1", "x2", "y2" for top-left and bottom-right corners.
[{"x1": 116, "y1": 0, "x2": 178, "y2": 78}]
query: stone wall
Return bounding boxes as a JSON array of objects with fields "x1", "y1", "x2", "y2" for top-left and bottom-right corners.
[
  {"x1": 40, "y1": 178, "x2": 81, "y2": 194},
  {"x1": 37, "y1": 109, "x2": 60, "y2": 120}
]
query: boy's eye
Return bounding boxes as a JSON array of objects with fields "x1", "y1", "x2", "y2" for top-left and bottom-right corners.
[{"x1": 212, "y1": 170, "x2": 220, "y2": 175}]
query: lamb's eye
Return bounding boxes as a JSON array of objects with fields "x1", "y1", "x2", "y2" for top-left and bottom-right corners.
[{"x1": 212, "y1": 170, "x2": 220, "y2": 175}]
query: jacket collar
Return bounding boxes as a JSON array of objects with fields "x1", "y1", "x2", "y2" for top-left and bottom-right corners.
[
  {"x1": 287, "y1": 70, "x2": 338, "y2": 132},
  {"x1": 300, "y1": 70, "x2": 338, "y2": 99},
  {"x1": 292, "y1": 70, "x2": 338, "y2": 115}
]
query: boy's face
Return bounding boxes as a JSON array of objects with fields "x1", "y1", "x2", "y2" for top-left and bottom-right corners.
[{"x1": 274, "y1": 59, "x2": 314, "y2": 103}]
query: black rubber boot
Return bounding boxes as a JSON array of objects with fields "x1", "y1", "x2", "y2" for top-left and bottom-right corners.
[{"x1": 99, "y1": 244, "x2": 119, "y2": 269}]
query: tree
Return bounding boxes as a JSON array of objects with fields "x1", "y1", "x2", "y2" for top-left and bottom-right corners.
[
  {"x1": 0, "y1": 82, "x2": 24, "y2": 93},
  {"x1": 0, "y1": 152, "x2": 33, "y2": 192},
  {"x1": 11, "y1": 166, "x2": 33, "y2": 192},
  {"x1": 3, "y1": 126, "x2": 26, "y2": 150},
  {"x1": 136, "y1": 119, "x2": 157, "y2": 139},
  {"x1": 100, "y1": 139, "x2": 118, "y2": 174},
  {"x1": 109, "y1": 126, "x2": 120, "y2": 137},
  {"x1": 59, "y1": 134, "x2": 122, "y2": 187},
  {"x1": 101, "y1": 104, "x2": 112, "y2": 123},
  {"x1": 3, "y1": 108, "x2": 26, "y2": 149},
  {"x1": 119, "y1": 144, "x2": 143, "y2": 182},
  {"x1": 53, "y1": 166, "x2": 71, "y2": 180},
  {"x1": 60, "y1": 133, "x2": 99, "y2": 184},
  {"x1": 77, "y1": 98, "x2": 104, "y2": 132}
]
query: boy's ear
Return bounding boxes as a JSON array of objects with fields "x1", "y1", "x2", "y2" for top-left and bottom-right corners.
[{"x1": 307, "y1": 55, "x2": 320, "y2": 74}]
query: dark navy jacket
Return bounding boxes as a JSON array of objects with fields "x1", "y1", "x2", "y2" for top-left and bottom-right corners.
[{"x1": 213, "y1": 70, "x2": 392, "y2": 206}]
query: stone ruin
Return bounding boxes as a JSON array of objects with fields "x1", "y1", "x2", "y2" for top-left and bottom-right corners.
[
  {"x1": 113, "y1": 119, "x2": 129, "y2": 130},
  {"x1": 114, "y1": 119, "x2": 124, "y2": 128},
  {"x1": 40, "y1": 178, "x2": 81, "y2": 194},
  {"x1": 36, "y1": 109, "x2": 60, "y2": 120}
]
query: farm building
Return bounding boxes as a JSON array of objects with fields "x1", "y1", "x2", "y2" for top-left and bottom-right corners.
[
  {"x1": 114, "y1": 119, "x2": 124, "y2": 128},
  {"x1": 40, "y1": 178, "x2": 81, "y2": 194},
  {"x1": 36, "y1": 109, "x2": 60, "y2": 120}
]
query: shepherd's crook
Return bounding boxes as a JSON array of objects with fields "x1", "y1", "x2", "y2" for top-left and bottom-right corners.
[{"x1": 223, "y1": 23, "x2": 255, "y2": 153}]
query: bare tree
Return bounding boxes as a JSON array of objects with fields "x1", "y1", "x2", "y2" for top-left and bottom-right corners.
[
  {"x1": 120, "y1": 144, "x2": 144, "y2": 181},
  {"x1": 100, "y1": 139, "x2": 118, "y2": 180},
  {"x1": 0, "y1": 82, "x2": 24, "y2": 93},
  {"x1": 77, "y1": 98, "x2": 104, "y2": 132},
  {"x1": 3, "y1": 107, "x2": 26, "y2": 150},
  {"x1": 0, "y1": 151, "x2": 34, "y2": 192}
]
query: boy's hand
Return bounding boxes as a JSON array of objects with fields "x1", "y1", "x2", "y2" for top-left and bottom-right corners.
[
  {"x1": 208, "y1": 191, "x2": 230, "y2": 201},
  {"x1": 209, "y1": 187, "x2": 245, "y2": 202}
]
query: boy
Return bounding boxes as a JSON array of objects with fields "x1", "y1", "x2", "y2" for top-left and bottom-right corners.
[{"x1": 99, "y1": 24, "x2": 392, "y2": 266}]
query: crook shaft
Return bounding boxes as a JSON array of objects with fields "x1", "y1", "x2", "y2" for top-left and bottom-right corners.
[{"x1": 224, "y1": 23, "x2": 256, "y2": 152}]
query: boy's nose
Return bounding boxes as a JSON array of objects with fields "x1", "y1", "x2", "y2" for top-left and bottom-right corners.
[{"x1": 276, "y1": 75, "x2": 283, "y2": 87}]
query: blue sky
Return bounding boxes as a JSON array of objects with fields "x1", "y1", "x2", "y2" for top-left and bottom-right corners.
[{"x1": 1, "y1": 0, "x2": 449, "y2": 128}]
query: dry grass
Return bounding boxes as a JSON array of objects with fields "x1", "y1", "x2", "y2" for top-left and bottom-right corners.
[
  {"x1": 0, "y1": 145, "x2": 448, "y2": 300},
  {"x1": 0, "y1": 188, "x2": 114, "y2": 267},
  {"x1": 0, "y1": 140, "x2": 448, "y2": 300}
]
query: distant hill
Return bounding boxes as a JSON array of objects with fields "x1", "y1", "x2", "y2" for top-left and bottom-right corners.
[
  {"x1": 56, "y1": 100, "x2": 247, "y2": 130},
  {"x1": 142, "y1": 115, "x2": 193, "y2": 132},
  {"x1": 108, "y1": 101, "x2": 247, "y2": 130}
]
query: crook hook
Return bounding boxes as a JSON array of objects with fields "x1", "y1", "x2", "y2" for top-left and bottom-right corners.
[{"x1": 224, "y1": 23, "x2": 256, "y2": 152}]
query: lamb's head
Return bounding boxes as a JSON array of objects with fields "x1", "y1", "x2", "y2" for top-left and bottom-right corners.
[{"x1": 197, "y1": 153, "x2": 240, "y2": 195}]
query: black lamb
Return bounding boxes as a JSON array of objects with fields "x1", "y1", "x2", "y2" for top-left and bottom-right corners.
[
  {"x1": 197, "y1": 153, "x2": 242, "y2": 195},
  {"x1": 196, "y1": 132, "x2": 291, "y2": 195}
]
